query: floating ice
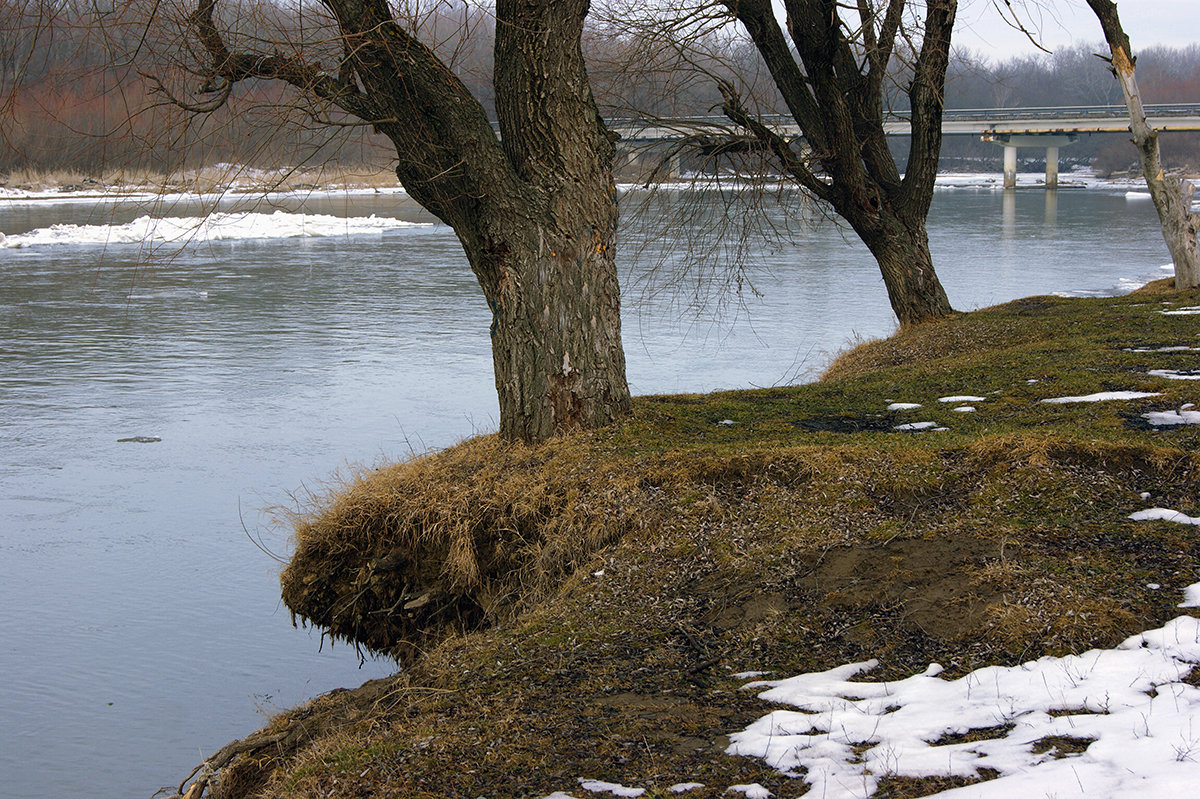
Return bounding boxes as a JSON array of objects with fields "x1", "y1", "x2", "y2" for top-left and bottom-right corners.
[
  {"x1": 0, "y1": 210, "x2": 429, "y2": 249},
  {"x1": 1041, "y1": 391, "x2": 1160, "y2": 403}
]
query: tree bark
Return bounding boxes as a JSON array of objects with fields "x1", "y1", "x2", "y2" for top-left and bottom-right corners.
[
  {"x1": 185, "y1": 0, "x2": 632, "y2": 442},
  {"x1": 721, "y1": 0, "x2": 957, "y2": 327},
  {"x1": 1086, "y1": 0, "x2": 1200, "y2": 289}
]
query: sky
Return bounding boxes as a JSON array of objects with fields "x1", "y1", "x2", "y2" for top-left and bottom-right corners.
[{"x1": 955, "y1": 0, "x2": 1199, "y2": 60}]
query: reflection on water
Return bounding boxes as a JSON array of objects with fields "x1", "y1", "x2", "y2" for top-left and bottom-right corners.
[{"x1": 0, "y1": 183, "x2": 1172, "y2": 799}]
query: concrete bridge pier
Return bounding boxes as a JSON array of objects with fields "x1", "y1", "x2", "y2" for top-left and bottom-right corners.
[{"x1": 983, "y1": 133, "x2": 1078, "y2": 188}]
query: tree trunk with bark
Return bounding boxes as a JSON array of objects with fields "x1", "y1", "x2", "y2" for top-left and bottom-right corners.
[
  {"x1": 1086, "y1": 0, "x2": 1200, "y2": 289},
  {"x1": 719, "y1": 0, "x2": 957, "y2": 327},
  {"x1": 184, "y1": 0, "x2": 631, "y2": 442}
]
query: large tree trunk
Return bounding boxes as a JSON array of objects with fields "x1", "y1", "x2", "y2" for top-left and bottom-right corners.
[
  {"x1": 461, "y1": 200, "x2": 631, "y2": 442},
  {"x1": 857, "y1": 213, "x2": 954, "y2": 326},
  {"x1": 1086, "y1": 0, "x2": 1200, "y2": 289}
]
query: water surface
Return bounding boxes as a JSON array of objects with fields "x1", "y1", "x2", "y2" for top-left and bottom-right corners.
[{"x1": 0, "y1": 178, "x2": 1173, "y2": 798}]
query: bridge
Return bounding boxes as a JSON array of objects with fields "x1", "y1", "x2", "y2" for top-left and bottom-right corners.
[{"x1": 607, "y1": 104, "x2": 1200, "y2": 188}]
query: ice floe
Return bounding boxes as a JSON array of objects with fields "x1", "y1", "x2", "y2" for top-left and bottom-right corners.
[{"x1": 0, "y1": 210, "x2": 429, "y2": 249}]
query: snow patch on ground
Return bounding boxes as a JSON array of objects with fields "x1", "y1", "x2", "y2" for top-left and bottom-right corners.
[
  {"x1": 668, "y1": 783, "x2": 705, "y2": 793},
  {"x1": 1, "y1": 210, "x2": 428, "y2": 249},
  {"x1": 1041, "y1": 391, "x2": 1160, "y2": 403},
  {"x1": 726, "y1": 785, "x2": 772, "y2": 798},
  {"x1": 887, "y1": 403, "x2": 923, "y2": 411},
  {"x1": 951, "y1": 406, "x2": 976, "y2": 413},
  {"x1": 577, "y1": 779, "x2": 645, "y2": 797},
  {"x1": 1129, "y1": 508, "x2": 1200, "y2": 526},
  {"x1": 1149, "y1": 369, "x2": 1200, "y2": 380},
  {"x1": 894, "y1": 421, "x2": 939, "y2": 431},
  {"x1": 1161, "y1": 306, "x2": 1200, "y2": 316},
  {"x1": 728, "y1": 609, "x2": 1200, "y2": 799},
  {"x1": 1142, "y1": 410, "x2": 1200, "y2": 426},
  {"x1": 938, "y1": 395, "x2": 986, "y2": 403}
]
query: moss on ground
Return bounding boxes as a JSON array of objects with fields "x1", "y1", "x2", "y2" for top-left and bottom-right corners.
[{"x1": 198, "y1": 286, "x2": 1200, "y2": 799}]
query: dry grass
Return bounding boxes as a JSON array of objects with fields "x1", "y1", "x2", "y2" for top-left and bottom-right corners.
[
  {"x1": 281, "y1": 435, "x2": 650, "y2": 661},
  {"x1": 180, "y1": 285, "x2": 1200, "y2": 799}
]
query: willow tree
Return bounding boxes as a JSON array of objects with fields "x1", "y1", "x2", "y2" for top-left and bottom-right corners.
[
  {"x1": 180, "y1": 0, "x2": 631, "y2": 442},
  {"x1": 717, "y1": 0, "x2": 956, "y2": 326},
  {"x1": 1085, "y1": 0, "x2": 1199, "y2": 289}
]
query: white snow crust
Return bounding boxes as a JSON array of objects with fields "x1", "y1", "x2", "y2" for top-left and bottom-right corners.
[
  {"x1": 1128, "y1": 508, "x2": 1200, "y2": 526},
  {"x1": 1, "y1": 210, "x2": 428, "y2": 249},
  {"x1": 1148, "y1": 369, "x2": 1200, "y2": 380},
  {"x1": 894, "y1": 421, "x2": 938, "y2": 431},
  {"x1": 1161, "y1": 306, "x2": 1200, "y2": 316},
  {"x1": 938, "y1": 395, "x2": 986, "y2": 403},
  {"x1": 1041, "y1": 391, "x2": 1160, "y2": 403},
  {"x1": 888, "y1": 403, "x2": 923, "y2": 411},
  {"x1": 1141, "y1": 410, "x2": 1200, "y2": 426},
  {"x1": 728, "y1": 612, "x2": 1200, "y2": 799},
  {"x1": 578, "y1": 778, "x2": 645, "y2": 797}
]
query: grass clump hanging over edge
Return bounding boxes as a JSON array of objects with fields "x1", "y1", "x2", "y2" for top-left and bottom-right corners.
[{"x1": 190, "y1": 284, "x2": 1200, "y2": 799}]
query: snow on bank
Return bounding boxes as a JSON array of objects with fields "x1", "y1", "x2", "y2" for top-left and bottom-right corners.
[
  {"x1": 1041, "y1": 391, "x2": 1161, "y2": 403},
  {"x1": 728, "y1": 607, "x2": 1200, "y2": 799},
  {"x1": 1141, "y1": 409, "x2": 1200, "y2": 426},
  {"x1": 0, "y1": 210, "x2": 429, "y2": 249},
  {"x1": 1129, "y1": 507, "x2": 1200, "y2": 527}
]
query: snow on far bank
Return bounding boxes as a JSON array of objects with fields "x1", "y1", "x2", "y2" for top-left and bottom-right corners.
[
  {"x1": 0, "y1": 210, "x2": 429, "y2": 249},
  {"x1": 1041, "y1": 391, "x2": 1160, "y2": 403},
  {"x1": 728, "y1": 607, "x2": 1200, "y2": 799}
]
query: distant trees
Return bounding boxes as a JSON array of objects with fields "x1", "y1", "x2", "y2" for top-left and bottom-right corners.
[{"x1": 1085, "y1": 0, "x2": 1199, "y2": 289}]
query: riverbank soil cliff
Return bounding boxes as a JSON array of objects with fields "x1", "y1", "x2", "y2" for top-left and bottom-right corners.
[{"x1": 177, "y1": 280, "x2": 1200, "y2": 799}]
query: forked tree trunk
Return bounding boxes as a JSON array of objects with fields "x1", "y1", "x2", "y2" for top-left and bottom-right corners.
[{"x1": 1086, "y1": 0, "x2": 1200, "y2": 288}]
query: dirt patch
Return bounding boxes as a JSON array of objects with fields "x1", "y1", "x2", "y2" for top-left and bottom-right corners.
[{"x1": 797, "y1": 535, "x2": 1004, "y2": 641}]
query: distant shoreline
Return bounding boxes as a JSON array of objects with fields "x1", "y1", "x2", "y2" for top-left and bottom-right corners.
[{"x1": 1, "y1": 165, "x2": 1194, "y2": 205}]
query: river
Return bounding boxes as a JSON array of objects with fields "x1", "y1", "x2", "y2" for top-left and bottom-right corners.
[{"x1": 0, "y1": 173, "x2": 1178, "y2": 798}]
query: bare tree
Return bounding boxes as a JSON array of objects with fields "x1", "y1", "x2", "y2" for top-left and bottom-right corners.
[
  {"x1": 708, "y1": 0, "x2": 957, "y2": 327},
  {"x1": 156, "y1": 0, "x2": 631, "y2": 443},
  {"x1": 1085, "y1": 0, "x2": 1199, "y2": 289}
]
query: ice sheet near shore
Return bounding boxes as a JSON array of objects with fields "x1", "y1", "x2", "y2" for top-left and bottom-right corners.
[{"x1": 0, "y1": 210, "x2": 429, "y2": 249}]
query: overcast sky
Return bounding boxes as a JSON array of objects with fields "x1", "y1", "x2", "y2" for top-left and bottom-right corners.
[{"x1": 955, "y1": 0, "x2": 1198, "y2": 60}]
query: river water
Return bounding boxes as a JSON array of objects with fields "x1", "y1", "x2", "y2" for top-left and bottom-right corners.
[{"x1": 0, "y1": 174, "x2": 1177, "y2": 798}]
